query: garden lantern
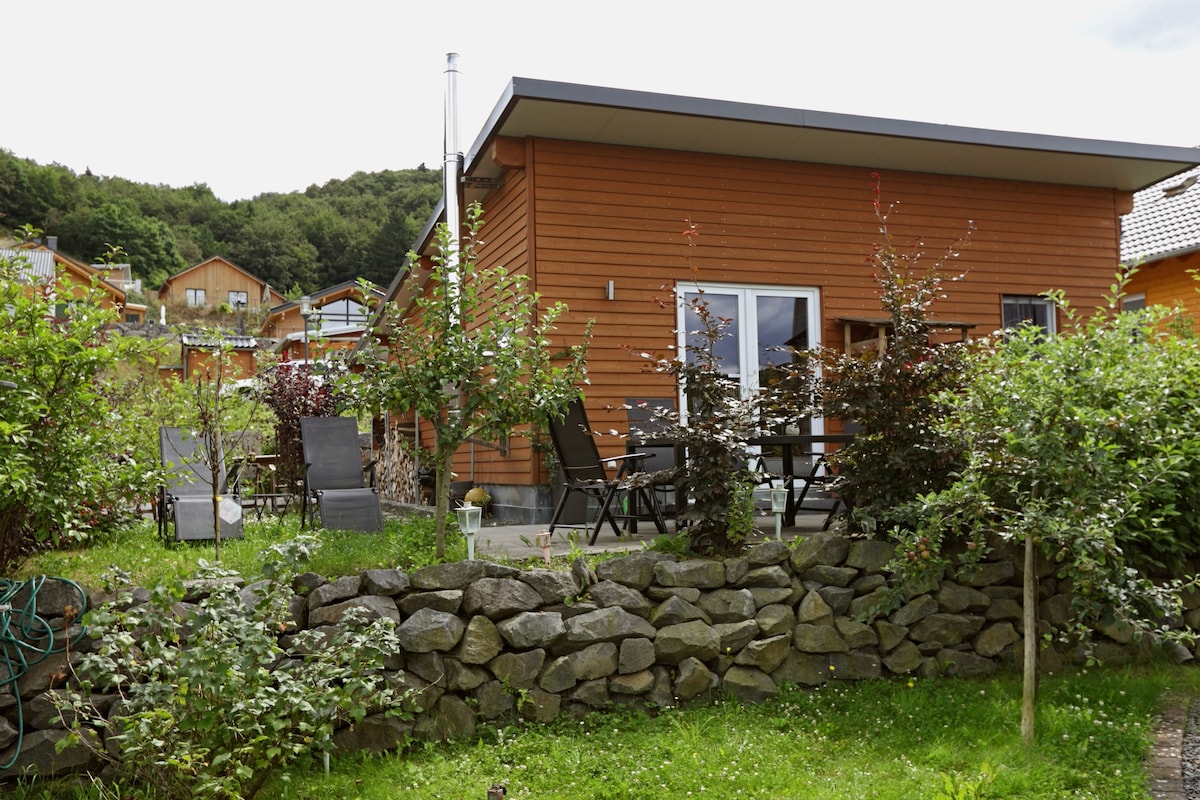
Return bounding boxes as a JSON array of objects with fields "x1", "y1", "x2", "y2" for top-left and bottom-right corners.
[
  {"x1": 456, "y1": 500, "x2": 483, "y2": 560},
  {"x1": 769, "y1": 481, "x2": 789, "y2": 542},
  {"x1": 299, "y1": 295, "x2": 313, "y2": 364}
]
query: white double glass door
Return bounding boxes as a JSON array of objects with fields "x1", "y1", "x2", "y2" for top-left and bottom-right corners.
[{"x1": 676, "y1": 283, "x2": 821, "y2": 435}]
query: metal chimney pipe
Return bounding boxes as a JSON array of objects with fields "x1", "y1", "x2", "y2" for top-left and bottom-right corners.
[{"x1": 444, "y1": 53, "x2": 463, "y2": 325}]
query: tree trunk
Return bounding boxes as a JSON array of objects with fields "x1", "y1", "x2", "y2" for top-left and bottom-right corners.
[
  {"x1": 211, "y1": 429, "x2": 223, "y2": 561},
  {"x1": 433, "y1": 451, "x2": 450, "y2": 559},
  {"x1": 1021, "y1": 530, "x2": 1037, "y2": 745}
]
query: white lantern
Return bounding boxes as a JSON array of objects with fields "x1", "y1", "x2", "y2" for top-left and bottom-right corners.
[
  {"x1": 769, "y1": 483, "x2": 789, "y2": 542},
  {"x1": 455, "y1": 501, "x2": 483, "y2": 560}
]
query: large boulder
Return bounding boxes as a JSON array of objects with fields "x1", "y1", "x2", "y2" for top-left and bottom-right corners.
[
  {"x1": 410, "y1": 561, "x2": 487, "y2": 591},
  {"x1": 497, "y1": 611, "x2": 566, "y2": 650},
  {"x1": 398, "y1": 590, "x2": 463, "y2": 616},
  {"x1": 586, "y1": 580, "x2": 654, "y2": 617},
  {"x1": 654, "y1": 560, "x2": 726, "y2": 589},
  {"x1": 396, "y1": 607, "x2": 465, "y2": 653},
  {"x1": 696, "y1": 589, "x2": 756, "y2": 623},
  {"x1": 564, "y1": 607, "x2": 656, "y2": 648},
  {"x1": 790, "y1": 533, "x2": 850, "y2": 572},
  {"x1": 308, "y1": 595, "x2": 400, "y2": 628},
  {"x1": 723, "y1": 666, "x2": 777, "y2": 703},
  {"x1": 596, "y1": 552, "x2": 669, "y2": 590},
  {"x1": 462, "y1": 578, "x2": 543, "y2": 620},
  {"x1": 654, "y1": 620, "x2": 721, "y2": 665},
  {"x1": 455, "y1": 615, "x2": 504, "y2": 664}
]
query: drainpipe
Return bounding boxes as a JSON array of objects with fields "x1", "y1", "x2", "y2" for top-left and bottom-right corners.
[
  {"x1": 444, "y1": 53, "x2": 471, "y2": 485},
  {"x1": 444, "y1": 52, "x2": 463, "y2": 325}
]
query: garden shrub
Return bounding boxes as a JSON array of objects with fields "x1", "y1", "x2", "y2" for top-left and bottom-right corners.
[
  {"x1": 907, "y1": 288, "x2": 1200, "y2": 630},
  {"x1": 0, "y1": 243, "x2": 156, "y2": 572},
  {"x1": 800, "y1": 178, "x2": 972, "y2": 533},
  {"x1": 56, "y1": 536, "x2": 402, "y2": 800}
]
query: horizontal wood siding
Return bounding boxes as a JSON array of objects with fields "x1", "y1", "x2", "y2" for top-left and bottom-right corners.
[
  {"x1": 449, "y1": 165, "x2": 545, "y2": 487},
  {"x1": 167, "y1": 260, "x2": 272, "y2": 310},
  {"x1": 1125, "y1": 250, "x2": 1200, "y2": 333},
  {"x1": 457, "y1": 137, "x2": 1123, "y2": 487}
]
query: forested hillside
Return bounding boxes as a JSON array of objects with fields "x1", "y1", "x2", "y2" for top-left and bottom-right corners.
[{"x1": 0, "y1": 149, "x2": 441, "y2": 295}]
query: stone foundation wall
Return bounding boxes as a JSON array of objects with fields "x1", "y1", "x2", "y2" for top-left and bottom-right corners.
[{"x1": 4, "y1": 533, "x2": 1196, "y2": 780}]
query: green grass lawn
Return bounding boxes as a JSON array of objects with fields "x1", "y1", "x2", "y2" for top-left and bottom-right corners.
[
  {"x1": 262, "y1": 665, "x2": 1192, "y2": 800},
  {"x1": 12, "y1": 512, "x2": 469, "y2": 591}
]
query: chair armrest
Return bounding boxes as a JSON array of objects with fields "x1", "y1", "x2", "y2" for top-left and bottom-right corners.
[
  {"x1": 600, "y1": 452, "x2": 653, "y2": 465},
  {"x1": 604, "y1": 451, "x2": 654, "y2": 478}
]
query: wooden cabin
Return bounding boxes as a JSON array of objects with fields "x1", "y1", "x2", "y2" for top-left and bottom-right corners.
[
  {"x1": 263, "y1": 280, "x2": 382, "y2": 364},
  {"x1": 372, "y1": 78, "x2": 1200, "y2": 523},
  {"x1": 1120, "y1": 164, "x2": 1200, "y2": 331},
  {"x1": 158, "y1": 333, "x2": 261, "y2": 384},
  {"x1": 2, "y1": 243, "x2": 147, "y2": 323},
  {"x1": 159, "y1": 256, "x2": 285, "y2": 312}
]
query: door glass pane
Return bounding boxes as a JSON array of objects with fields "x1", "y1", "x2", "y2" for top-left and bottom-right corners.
[
  {"x1": 684, "y1": 291, "x2": 740, "y2": 376},
  {"x1": 756, "y1": 295, "x2": 812, "y2": 446},
  {"x1": 756, "y1": 294, "x2": 810, "y2": 371}
]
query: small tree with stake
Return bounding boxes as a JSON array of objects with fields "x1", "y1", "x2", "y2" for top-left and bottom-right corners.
[{"x1": 343, "y1": 202, "x2": 590, "y2": 557}]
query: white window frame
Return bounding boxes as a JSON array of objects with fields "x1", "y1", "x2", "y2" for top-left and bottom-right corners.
[
  {"x1": 228, "y1": 290, "x2": 248, "y2": 307},
  {"x1": 185, "y1": 288, "x2": 206, "y2": 308},
  {"x1": 676, "y1": 282, "x2": 822, "y2": 433}
]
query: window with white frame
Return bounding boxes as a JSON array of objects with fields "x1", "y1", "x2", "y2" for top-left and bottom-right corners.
[
  {"x1": 185, "y1": 288, "x2": 206, "y2": 308},
  {"x1": 1001, "y1": 295, "x2": 1056, "y2": 336},
  {"x1": 228, "y1": 290, "x2": 248, "y2": 307}
]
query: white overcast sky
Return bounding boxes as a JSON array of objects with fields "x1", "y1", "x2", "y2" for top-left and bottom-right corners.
[{"x1": 6, "y1": 0, "x2": 1199, "y2": 202}]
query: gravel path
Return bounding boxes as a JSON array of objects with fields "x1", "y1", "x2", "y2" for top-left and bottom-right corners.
[
  {"x1": 1183, "y1": 699, "x2": 1200, "y2": 799},
  {"x1": 1149, "y1": 698, "x2": 1191, "y2": 799}
]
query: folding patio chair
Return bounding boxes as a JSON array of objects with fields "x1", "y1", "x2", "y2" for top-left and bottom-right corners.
[
  {"x1": 547, "y1": 397, "x2": 668, "y2": 546},
  {"x1": 158, "y1": 427, "x2": 244, "y2": 543},
  {"x1": 300, "y1": 416, "x2": 383, "y2": 532}
]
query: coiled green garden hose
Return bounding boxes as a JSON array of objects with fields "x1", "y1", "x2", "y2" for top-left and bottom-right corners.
[{"x1": 0, "y1": 576, "x2": 88, "y2": 770}]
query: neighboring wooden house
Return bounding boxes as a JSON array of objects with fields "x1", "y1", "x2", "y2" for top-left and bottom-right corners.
[
  {"x1": 1120, "y1": 164, "x2": 1200, "y2": 330},
  {"x1": 158, "y1": 333, "x2": 261, "y2": 383},
  {"x1": 1, "y1": 243, "x2": 147, "y2": 323},
  {"x1": 371, "y1": 78, "x2": 1200, "y2": 522},
  {"x1": 159, "y1": 256, "x2": 285, "y2": 311},
  {"x1": 263, "y1": 280, "x2": 382, "y2": 364}
]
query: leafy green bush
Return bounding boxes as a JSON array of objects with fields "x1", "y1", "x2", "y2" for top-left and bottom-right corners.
[
  {"x1": 56, "y1": 536, "x2": 402, "y2": 800},
  {"x1": 911, "y1": 287, "x2": 1200, "y2": 626},
  {"x1": 0, "y1": 243, "x2": 157, "y2": 572}
]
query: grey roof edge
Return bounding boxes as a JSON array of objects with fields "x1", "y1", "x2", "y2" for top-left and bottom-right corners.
[
  {"x1": 464, "y1": 77, "x2": 1200, "y2": 180},
  {"x1": 1123, "y1": 243, "x2": 1200, "y2": 265}
]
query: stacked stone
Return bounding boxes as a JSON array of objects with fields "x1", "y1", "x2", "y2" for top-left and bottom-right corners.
[{"x1": 6, "y1": 532, "x2": 1191, "y2": 781}]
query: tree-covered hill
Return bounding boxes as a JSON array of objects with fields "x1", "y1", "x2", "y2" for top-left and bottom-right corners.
[{"x1": 0, "y1": 149, "x2": 440, "y2": 294}]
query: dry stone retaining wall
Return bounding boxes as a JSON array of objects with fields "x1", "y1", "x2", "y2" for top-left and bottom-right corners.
[{"x1": 4, "y1": 533, "x2": 1196, "y2": 780}]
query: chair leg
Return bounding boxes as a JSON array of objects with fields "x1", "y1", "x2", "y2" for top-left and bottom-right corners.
[
  {"x1": 547, "y1": 483, "x2": 573, "y2": 533},
  {"x1": 823, "y1": 499, "x2": 842, "y2": 530},
  {"x1": 643, "y1": 487, "x2": 667, "y2": 535},
  {"x1": 590, "y1": 486, "x2": 625, "y2": 546}
]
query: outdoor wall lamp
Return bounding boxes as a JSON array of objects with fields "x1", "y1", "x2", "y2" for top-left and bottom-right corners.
[
  {"x1": 456, "y1": 500, "x2": 483, "y2": 560},
  {"x1": 299, "y1": 295, "x2": 313, "y2": 364},
  {"x1": 769, "y1": 480, "x2": 790, "y2": 542}
]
